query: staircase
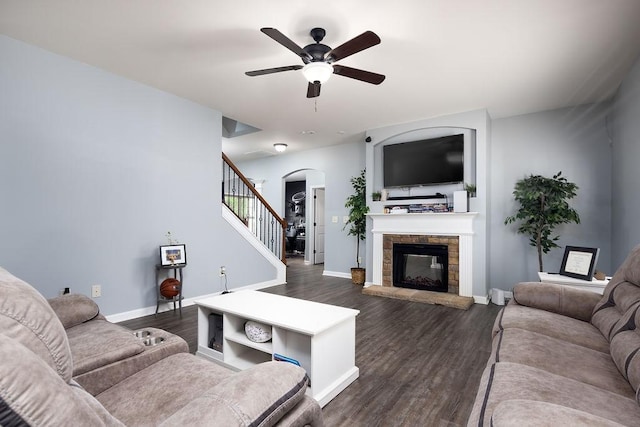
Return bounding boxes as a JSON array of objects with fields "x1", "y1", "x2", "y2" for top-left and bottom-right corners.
[{"x1": 222, "y1": 153, "x2": 287, "y2": 266}]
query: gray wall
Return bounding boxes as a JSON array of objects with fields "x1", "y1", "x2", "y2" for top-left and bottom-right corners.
[
  {"x1": 490, "y1": 103, "x2": 612, "y2": 290},
  {"x1": 236, "y1": 142, "x2": 366, "y2": 276},
  {"x1": 0, "y1": 36, "x2": 272, "y2": 315},
  {"x1": 611, "y1": 54, "x2": 640, "y2": 266}
]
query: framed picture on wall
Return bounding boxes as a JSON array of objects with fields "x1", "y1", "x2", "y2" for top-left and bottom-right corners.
[
  {"x1": 160, "y1": 244, "x2": 187, "y2": 267},
  {"x1": 559, "y1": 246, "x2": 599, "y2": 281}
]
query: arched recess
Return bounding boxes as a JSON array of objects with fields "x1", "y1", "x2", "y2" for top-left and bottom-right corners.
[
  {"x1": 282, "y1": 169, "x2": 326, "y2": 264},
  {"x1": 371, "y1": 126, "x2": 477, "y2": 200}
]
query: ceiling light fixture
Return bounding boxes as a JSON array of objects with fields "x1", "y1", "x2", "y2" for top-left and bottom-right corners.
[
  {"x1": 302, "y1": 62, "x2": 333, "y2": 84},
  {"x1": 273, "y1": 143, "x2": 288, "y2": 152}
]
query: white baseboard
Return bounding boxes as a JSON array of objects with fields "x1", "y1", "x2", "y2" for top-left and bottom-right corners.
[
  {"x1": 323, "y1": 270, "x2": 351, "y2": 279},
  {"x1": 105, "y1": 279, "x2": 283, "y2": 323},
  {"x1": 473, "y1": 295, "x2": 490, "y2": 305}
]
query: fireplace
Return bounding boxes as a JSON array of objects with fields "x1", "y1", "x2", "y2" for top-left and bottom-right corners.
[
  {"x1": 392, "y1": 243, "x2": 448, "y2": 292},
  {"x1": 370, "y1": 212, "x2": 477, "y2": 298}
]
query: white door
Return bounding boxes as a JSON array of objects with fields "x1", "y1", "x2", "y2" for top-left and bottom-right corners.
[{"x1": 313, "y1": 188, "x2": 325, "y2": 264}]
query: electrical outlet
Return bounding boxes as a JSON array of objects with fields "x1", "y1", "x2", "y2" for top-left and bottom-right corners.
[
  {"x1": 91, "y1": 285, "x2": 101, "y2": 298},
  {"x1": 219, "y1": 266, "x2": 226, "y2": 277},
  {"x1": 343, "y1": 216, "x2": 349, "y2": 223},
  {"x1": 331, "y1": 216, "x2": 338, "y2": 223}
]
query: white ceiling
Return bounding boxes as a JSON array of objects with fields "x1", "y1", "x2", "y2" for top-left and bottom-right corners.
[{"x1": 2, "y1": 1, "x2": 640, "y2": 162}]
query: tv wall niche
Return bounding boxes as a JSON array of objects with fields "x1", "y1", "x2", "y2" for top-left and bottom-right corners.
[{"x1": 373, "y1": 127, "x2": 476, "y2": 200}]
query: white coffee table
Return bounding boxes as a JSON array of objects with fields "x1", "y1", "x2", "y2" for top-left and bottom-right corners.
[{"x1": 195, "y1": 290, "x2": 359, "y2": 407}]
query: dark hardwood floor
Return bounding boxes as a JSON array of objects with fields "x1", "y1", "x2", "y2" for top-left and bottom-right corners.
[{"x1": 119, "y1": 257, "x2": 501, "y2": 426}]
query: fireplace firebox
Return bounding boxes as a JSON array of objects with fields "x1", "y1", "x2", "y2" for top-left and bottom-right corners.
[{"x1": 392, "y1": 243, "x2": 448, "y2": 292}]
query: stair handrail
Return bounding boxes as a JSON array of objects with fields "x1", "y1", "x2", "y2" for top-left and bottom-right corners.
[{"x1": 222, "y1": 153, "x2": 287, "y2": 263}]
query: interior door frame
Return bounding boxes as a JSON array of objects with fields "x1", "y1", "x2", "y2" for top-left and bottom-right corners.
[{"x1": 309, "y1": 185, "x2": 325, "y2": 265}]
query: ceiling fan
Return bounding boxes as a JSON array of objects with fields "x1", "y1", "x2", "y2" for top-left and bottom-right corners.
[{"x1": 245, "y1": 27, "x2": 385, "y2": 98}]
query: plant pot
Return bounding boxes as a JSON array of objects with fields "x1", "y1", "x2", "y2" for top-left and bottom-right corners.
[{"x1": 351, "y1": 268, "x2": 365, "y2": 285}]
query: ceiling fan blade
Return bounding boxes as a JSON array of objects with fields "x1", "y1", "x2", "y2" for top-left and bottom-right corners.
[
  {"x1": 261, "y1": 28, "x2": 312, "y2": 61},
  {"x1": 306, "y1": 82, "x2": 321, "y2": 98},
  {"x1": 332, "y1": 65, "x2": 385, "y2": 85},
  {"x1": 245, "y1": 65, "x2": 303, "y2": 77},
  {"x1": 326, "y1": 31, "x2": 381, "y2": 62}
]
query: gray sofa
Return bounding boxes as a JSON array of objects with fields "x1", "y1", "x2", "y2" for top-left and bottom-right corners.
[
  {"x1": 0, "y1": 266, "x2": 323, "y2": 426},
  {"x1": 468, "y1": 245, "x2": 640, "y2": 426}
]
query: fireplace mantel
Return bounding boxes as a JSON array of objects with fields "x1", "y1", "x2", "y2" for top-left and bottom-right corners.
[{"x1": 368, "y1": 212, "x2": 478, "y2": 298}]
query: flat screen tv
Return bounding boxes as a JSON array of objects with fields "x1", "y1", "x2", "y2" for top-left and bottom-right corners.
[{"x1": 383, "y1": 134, "x2": 464, "y2": 188}]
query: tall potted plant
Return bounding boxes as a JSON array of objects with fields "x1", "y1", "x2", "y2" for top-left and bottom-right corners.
[
  {"x1": 504, "y1": 171, "x2": 580, "y2": 272},
  {"x1": 344, "y1": 169, "x2": 369, "y2": 285}
]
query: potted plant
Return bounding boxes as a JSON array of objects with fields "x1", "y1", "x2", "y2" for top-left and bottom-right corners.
[
  {"x1": 464, "y1": 183, "x2": 477, "y2": 197},
  {"x1": 371, "y1": 191, "x2": 382, "y2": 201},
  {"x1": 344, "y1": 169, "x2": 369, "y2": 285},
  {"x1": 504, "y1": 171, "x2": 580, "y2": 272}
]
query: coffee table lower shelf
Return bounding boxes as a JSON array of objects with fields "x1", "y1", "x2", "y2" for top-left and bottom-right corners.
[{"x1": 195, "y1": 290, "x2": 360, "y2": 408}]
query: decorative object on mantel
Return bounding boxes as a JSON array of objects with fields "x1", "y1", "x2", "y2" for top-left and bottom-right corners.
[
  {"x1": 464, "y1": 183, "x2": 477, "y2": 197},
  {"x1": 371, "y1": 191, "x2": 382, "y2": 201},
  {"x1": 504, "y1": 171, "x2": 580, "y2": 272},
  {"x1": 344, "y1": 169, "x2": 369, "y2": 285},
  {"x1": 453, "y1": 190, "x2": 468, "y2": 213}
]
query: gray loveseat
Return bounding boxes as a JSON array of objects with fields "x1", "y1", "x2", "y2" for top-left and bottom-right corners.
[
  {"x1": 0, "y1": 266, "x2": 323, "y2": 426},
  {"x1": 468, "y1": 245, "x2": 640, "y2": 426}
]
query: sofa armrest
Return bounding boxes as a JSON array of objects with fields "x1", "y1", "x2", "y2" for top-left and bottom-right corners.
[
  {"x1": 48, "y1": 294, "x2": 101, "y2": 329},
  {"x1": 491, "y1": 400, "x2": 626, "y2": 426},
  {"x1": 159, "y1": 361, "x2": 317, "y2": 427},
  {"x1": 512, "y1": 282, "x2": 601, "y2": 322}
]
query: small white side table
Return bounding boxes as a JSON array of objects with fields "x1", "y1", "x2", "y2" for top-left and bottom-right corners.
[{"x1": 537, "y1": 272, "x2": 609, "y2": 295}]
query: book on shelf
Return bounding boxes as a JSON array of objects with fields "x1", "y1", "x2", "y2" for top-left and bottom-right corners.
[{"x1": 273, "y1": 353, "x2": 301, "y2": 366}]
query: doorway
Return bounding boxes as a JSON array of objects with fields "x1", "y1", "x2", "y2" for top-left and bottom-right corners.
[
  {"x1": 312, "y1": 187, "x2": 325, "y2": 264},
  {"x1": 282, "y1": 169, "x2": 325, "y2": 265}
]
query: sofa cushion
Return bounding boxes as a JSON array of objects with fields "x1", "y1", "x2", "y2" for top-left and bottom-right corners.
[
  {"x1": 0, "y1": 266, "x2": 73, "y2": 382},
  {"x1": 48, "y1": 293, "x2": 101, "y2": 329},
  {"x1": 66, "y1": 319, "x2": 145, "y2": 376},
  {"x1": 491, "y1": 328, "x2": 633, "y2": 397},
  {"x1": 490, "y1": 400, "x2": 627, "y2": 427},
  {"x1": 512, "y1": 282, "x2": 600, "y2": 322},
  {"x1": 97, "y1": 355, "x2": 309, "y2": 427},
  {"x1": 467, "y1": 362, "x2": 640, "y2": 427},
  {"x1": 592, "y1": 282, "x2": 640, "y2": 341},
  {"x1": 0, "y1": 333, "x2": 123, "y2": 426},
  {"x1": 96, "y1": 353, "x2": 234, "y2": 424},
  {"x1": 158, "y1": 361, "x2": 309, "y2": 427},
  {"x1": 273, "y1": 395, "x2": 324, "y2": 427},
  {"x1": 609, "y1": 303, "x2": 640, "y2": 397},
  {"x1": 493, "y1": 303, "x2": 610, "y2": 353},
  {"x1": 592, "y1": 245, "x2": 640, "y2": 341},
  {"x1": 74, "y1": 327, "x2": 189, "y2": 396}
]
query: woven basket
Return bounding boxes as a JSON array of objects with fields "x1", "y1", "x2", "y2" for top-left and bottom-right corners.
[{"x1": 351, "y1": 268, "x2": 365, "y2": 285}]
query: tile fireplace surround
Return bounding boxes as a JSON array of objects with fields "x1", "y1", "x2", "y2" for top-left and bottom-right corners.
[{"x1": 369, "y1": 212, "x2": 477, "y2": 298}]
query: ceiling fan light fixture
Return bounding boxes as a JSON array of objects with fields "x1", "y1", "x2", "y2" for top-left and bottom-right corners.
[
  {"x1": 302, "y1": 62, "x2": 333, "y2": 84},
  {"x1": 273, "y1": 143, "x2": 288, "y2": 152}
]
